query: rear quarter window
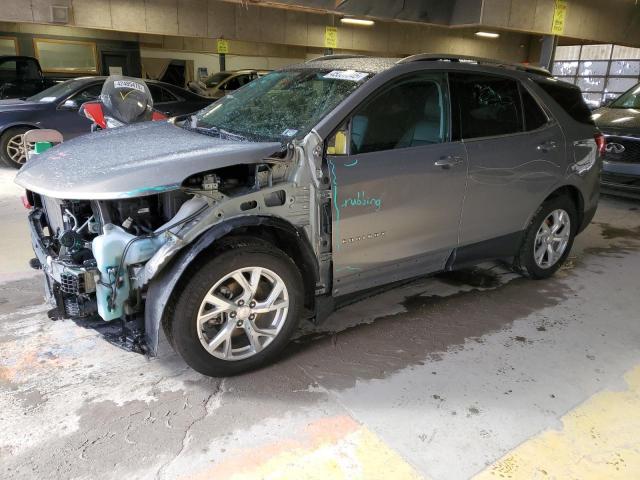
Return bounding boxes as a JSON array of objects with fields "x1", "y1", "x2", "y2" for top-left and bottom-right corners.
[{"x1": 535, "y1": 80, "x2": 594, "y2": 126}]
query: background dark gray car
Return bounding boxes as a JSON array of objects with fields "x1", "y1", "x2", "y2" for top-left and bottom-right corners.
[
  {"x1": 593, "y1": 82, "x2": 640, "y2": 199},
  {"x1": 0, "y1": 76, "x2": 214, "y2": 168}
]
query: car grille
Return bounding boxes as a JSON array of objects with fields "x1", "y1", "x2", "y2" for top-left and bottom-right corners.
[
  {"x1": 60, "y1": 272, "x2": 86, "y2": 295},
  {"x1": 603, "y1": 135, "x2": 640, "y2": 164}
]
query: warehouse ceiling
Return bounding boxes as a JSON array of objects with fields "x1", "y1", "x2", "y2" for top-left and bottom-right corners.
[{"x1": 232, "y1": 0, "x2": 476, "y2": 25}]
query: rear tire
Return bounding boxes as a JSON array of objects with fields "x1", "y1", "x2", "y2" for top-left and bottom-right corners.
[
  {"x1": 513, "y1": 196, "x2": 577, "y2": 279},
  {"x1": 0, "y1": 127, "x2": 30, "y2": 168},
  {"x1": 169, "y1": 237, "x2": 303, "y2": 377}
]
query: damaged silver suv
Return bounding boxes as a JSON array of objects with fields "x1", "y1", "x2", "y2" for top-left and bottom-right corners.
[{"x1": 16, "y1": 55, "x2": 602, "y2": 377}]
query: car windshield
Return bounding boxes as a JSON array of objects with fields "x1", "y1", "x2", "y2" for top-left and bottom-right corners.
[
  {"x1": 28, "y1": 80, "x2": 87, "y2": 103},
  {"x1": 205, "y1": 72, "x2": 233, "y2": 87},
  {"x1": 608, "y1": 83, "x2": 640, "y2": 109},
  {"x1": 192, "y1": 69, "x2": 369, "y2": 143}
]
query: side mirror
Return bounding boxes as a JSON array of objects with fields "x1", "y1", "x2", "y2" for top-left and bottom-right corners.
[{"x1": 60, "y1": 99, "x2": 79, "y2": 110}]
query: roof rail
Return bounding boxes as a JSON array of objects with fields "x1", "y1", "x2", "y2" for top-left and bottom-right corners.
[
  {"x1": 306, "y1": 54, "x2": 368, "y2": 63},
  {"x1": 397, "y1": 53, "x2": 552, "y2": 77}
]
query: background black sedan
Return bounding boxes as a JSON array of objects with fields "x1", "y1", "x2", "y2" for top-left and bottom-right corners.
[{"x1": 0, "y1": 76, "x2": 214, "y2": 168}]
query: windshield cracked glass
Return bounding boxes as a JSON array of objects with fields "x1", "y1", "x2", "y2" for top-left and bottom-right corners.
[{"x1": 192, "y1": 69, "x2": 369, "y2": 143}]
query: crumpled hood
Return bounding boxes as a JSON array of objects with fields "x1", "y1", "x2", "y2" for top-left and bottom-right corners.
[
  {"x1": 15, "y1": 121, "x2": 282, "y2": 200},
  {"x1": 594, "y1": 107, "x2": 640, "y2": 133}
]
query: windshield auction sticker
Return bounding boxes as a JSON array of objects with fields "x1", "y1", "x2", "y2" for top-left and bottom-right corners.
[{"x1": 323, "y1": 70, "x2": 368, "y2": 82}]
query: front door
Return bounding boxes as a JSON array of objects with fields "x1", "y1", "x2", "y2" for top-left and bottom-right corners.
[{"x1": 326, "y1": 71, "x2": 468, "y2": 296}]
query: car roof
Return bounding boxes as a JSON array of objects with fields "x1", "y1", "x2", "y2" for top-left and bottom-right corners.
[{"x1": 289, "y1": 53, "x2": 552, "y2": 80}]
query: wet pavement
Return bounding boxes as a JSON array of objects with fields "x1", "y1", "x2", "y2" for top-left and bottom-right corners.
[{"x1": 1, "y1": 165, "x2": 640, "y2": 479}]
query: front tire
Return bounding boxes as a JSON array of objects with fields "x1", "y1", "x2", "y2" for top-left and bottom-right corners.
[
  {"x1": 514, "y1": 196, "x2": 577, "y2": 279},
  {"x1": 0, "y1": 127, "x2": 30, "y2": 168},
  {"x1": 169, "y1": 238, "x2": 303, "y2": 377}
]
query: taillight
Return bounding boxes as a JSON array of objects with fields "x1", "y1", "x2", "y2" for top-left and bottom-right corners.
[
  {"x1": 594, "y1": 132, "x2": 606, "y2": 156},
  {"x1": 21, "y1": 194, "x2": 32, "y2": 209}
]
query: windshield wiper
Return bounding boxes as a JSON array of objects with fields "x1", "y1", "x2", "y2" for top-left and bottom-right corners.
[{"x1": 184, "y1": 122, "x2": 247, "y2": 142}]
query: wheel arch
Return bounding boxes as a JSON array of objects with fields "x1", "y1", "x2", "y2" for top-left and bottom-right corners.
[
  {"x1": 144, "y1": 215, "x2": 318, "y2": 355},
  {"x1": 0, "y1": 122, "x2": 40, "y2": 137},
  {"x1": 542, "y1": 184, "x2": 585, "y2": 232}
]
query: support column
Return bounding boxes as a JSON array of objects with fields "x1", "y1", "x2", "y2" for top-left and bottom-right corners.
[{"x1": 539, "y1": 35, "x2": 558, "y2": 70}]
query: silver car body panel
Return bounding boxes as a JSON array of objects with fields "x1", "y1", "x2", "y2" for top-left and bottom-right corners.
[{"x1": 15, "y1": 121, "x2": 281, "y2": 200}]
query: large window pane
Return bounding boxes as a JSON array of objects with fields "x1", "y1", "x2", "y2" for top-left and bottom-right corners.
[
  {"x1": 0, "y1": 37, "x2": 17, "y2": 56},
  {"x1": 612, "y1": 45, "x2": 640, "y2": 60},
  {"x1": 552, "y1": 61, "x2": 578, "y2": 76},
  {"x1": 578, "y1": 61, "x2": 608, "y2": 76},
  {"x1": 576, "y1": 76, "x2": 605, "y2": 92},
  {"x1": 555, "y1": 45, "x2": 582, "y2": 61},
  {"x1": 609, "y1": 60, "x2": 640, "y2": 76},
  {"x1": 580, "y1": 44, "x2": 612, "y2": 60},
  {"x1": 582, "y1": 92, "x2": 604, "y2": 108},
  {"x1": 451, "y1": 73, "x2": 522, "y2": 139},
  {"x1": 606, "y1": 77, "x2": 638, "y2": 93},
  {"x1": 34, "y1": 39, "x2": 97, "y2": 73}
]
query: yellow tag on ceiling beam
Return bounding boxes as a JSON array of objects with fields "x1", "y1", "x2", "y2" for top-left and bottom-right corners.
[
  {"x1": 325, "y1": 26, "x2": 338, "y2": 49},
  {"x1": 216, "y1": 38, "x2": 229, "y2": 54},
  {"x1": 551, "y1": 0, "x2": 568, "y2": 35}
]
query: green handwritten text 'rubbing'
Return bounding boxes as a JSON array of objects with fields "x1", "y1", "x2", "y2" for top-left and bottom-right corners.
[{"x1": 341, "y1": 191, "x2": 382, "y2": 210}]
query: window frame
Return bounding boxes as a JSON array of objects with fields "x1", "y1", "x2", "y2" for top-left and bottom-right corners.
[
  {"x1": 518, "y1": 81, "x2": 553, "y2": 133},
  {"x1": 33, "y1": 38, "x2": 98, "y2": 74},
  {"x1": 326, "y1": 70, "x2": 452, "y2": 156},
  {"x1": 0, "y1": 36, "x2": 18, "y2": 56},
  {"x1": 450, "y1": 71, "x2": 552, "y2": 142},
  {"x1": 68, "y1": 81, "x2": 104, "y2": 104}
]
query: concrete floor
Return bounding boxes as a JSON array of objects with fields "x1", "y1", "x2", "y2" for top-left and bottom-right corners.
[{"x1": 1, "y1": 165, "x2": 639, "y2": 479}]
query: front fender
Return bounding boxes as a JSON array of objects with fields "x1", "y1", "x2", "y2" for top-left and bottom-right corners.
[{"x1": 144, "y1": 215, "x2": 315, "y2": 355}]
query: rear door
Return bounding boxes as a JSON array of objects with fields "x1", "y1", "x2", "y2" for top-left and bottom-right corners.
[
  {"x1": 326, "y1": 71, "x2": 468, "y2": 296},
  {"x1": 450, "y1": 72, "x2": 565, "y2": 246}
]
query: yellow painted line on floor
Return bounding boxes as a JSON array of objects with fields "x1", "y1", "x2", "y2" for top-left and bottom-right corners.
[
  {"x1": 183, "y1": 415, "x2": 425, "y2": 480},
  {"x1": 475, "y1": 365, "x2": 640, "y2": 479}
]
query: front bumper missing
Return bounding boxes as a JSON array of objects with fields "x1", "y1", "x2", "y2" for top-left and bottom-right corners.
[
  {"x1": 27, "y1": 210, "x2": 98, "y2": 319},
  {"x1": 27, "y1": 209, "x2": 149, "y2": 353}
]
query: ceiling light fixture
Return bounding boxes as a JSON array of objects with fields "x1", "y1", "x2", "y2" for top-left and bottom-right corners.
[
  {"x1": 475, "y1": 31, "x2": 500, "y2": 38},
  {"x1": 340, "y1": 17, "x2": 374, "y2": 26}
]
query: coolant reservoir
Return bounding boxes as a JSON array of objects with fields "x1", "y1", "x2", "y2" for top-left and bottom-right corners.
[{"x1": 93, "y1": 224, "x2": 164, "y2": 321}]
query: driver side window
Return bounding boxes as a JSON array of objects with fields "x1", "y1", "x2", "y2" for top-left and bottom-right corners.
[
  {"x1": 72, "y1": 83, "x2": 103, "y2": 104},
  {"x1": 340, "y1": 73, "x2": 448, "y2": 156}
]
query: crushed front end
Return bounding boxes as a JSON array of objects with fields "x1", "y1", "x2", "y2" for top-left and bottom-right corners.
[{"x1": 24, "y1": 188, "x2": 207, "y2": 351}]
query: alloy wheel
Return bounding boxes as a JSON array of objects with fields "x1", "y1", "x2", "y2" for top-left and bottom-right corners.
[
  {"x1": 533, "y1": 208, "x2": 571, "y2": 269},
  {"x1": 196, "y1": 266, "x2": 289, "y2": 361},
  {"x1": 6, "y1": 133, "x2": 27, "y2": 165}
]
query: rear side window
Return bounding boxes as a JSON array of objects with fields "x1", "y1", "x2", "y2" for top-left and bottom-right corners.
[
  {"x1": 521, "y1": 87, "x2": 548, "y2": 131},
  {"x1": 450, "y1": 73, "x2": 523, "y2": 139},
  {"x1": 535, "y1": 80, "x2": 594, "y2": 125}
]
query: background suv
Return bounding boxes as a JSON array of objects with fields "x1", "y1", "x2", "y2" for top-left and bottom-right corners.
[
  {"x1": 593, "y1": 82, "x2": 640, "y2": 198},
  {"x1": 16, "y1": 55, "x2": 601, "y2": 377}
]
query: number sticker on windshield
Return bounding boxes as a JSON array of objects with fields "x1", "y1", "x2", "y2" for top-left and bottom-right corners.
[{"x1": 323, "y1": 70, "x2": 368, "y2": 82}]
